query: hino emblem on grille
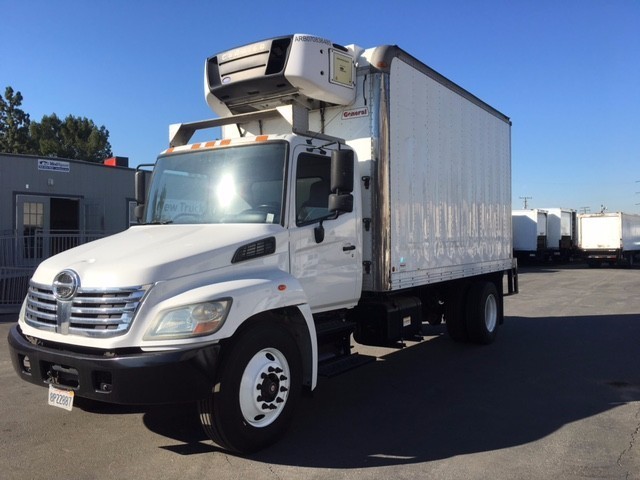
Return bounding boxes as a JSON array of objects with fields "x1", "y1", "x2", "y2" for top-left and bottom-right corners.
[
  {"x1": 53, "y1": 270, "x2": 79, "y2": 334},
  {"x1": 53, "y1": 270, "x2": 80, "y2": 301}
]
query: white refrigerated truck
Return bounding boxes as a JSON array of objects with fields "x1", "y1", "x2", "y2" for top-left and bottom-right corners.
[
  {"x1": 578, "y1": 212, "x2": 640, "y2": 267},
  {"x1": 512, "y1": 209, "x2": 548, "y2": 261},
  {"x1": 8, "y1": 34, "x2": 516, "y2": 452},
  {"x1": 544, "y1": 208, "x2": 577, "y2": 261}
]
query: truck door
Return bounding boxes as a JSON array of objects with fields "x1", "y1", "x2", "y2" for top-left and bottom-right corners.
[{"x1": 289, "y1": 148, "x2": 361, "y2": 311}]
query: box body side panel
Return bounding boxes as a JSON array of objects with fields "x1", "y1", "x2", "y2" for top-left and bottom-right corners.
[{"x1": 386, "y1": 59, "x2": 512, "y2": 290}]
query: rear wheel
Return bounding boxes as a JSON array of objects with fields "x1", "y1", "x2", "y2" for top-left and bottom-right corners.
[
  {"x1": 466, "y1": 281, "x2": 500, "y2": 345},
  {"x1": 627, "y1": 253, "x2": 635, "y2": 268},
  {"x1": 426, "y1": 311, "x2": 443, "y2": 326},
  {"x1": 198, "y1": 322, "x2": 302, "y2": 453}
]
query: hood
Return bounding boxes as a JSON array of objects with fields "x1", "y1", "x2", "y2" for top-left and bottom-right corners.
[{"x1": 32, "y1": 224, "x2": 285, "y2": 288}]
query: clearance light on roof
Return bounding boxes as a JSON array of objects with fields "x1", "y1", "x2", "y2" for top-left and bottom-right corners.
[{"x1": 162, "y1": 136, "x2": 270, "y2": 155}]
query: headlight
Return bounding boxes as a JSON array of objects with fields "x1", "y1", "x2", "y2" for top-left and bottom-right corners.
[{"x1": 145, "y1": 299, "x2": 232, "y2": 340}]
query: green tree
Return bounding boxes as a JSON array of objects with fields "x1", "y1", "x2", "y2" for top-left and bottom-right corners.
[
  {"x1": 0, "y1": 86, "x2": 34, "y2": 154},
  {"x1": 30, "y1": 113, "x2": 113, "y2": 163}
]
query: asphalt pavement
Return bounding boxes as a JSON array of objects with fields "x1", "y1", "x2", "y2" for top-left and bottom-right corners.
[{"x1": 1, "y1": 264, "x2": 639, "y2": 479}]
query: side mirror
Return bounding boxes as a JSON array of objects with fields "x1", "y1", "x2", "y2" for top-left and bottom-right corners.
[
  {"x1": 329, "y1": 193, "x2": 353, "y2": 214},
  {"x1": 331, "y1": 149, "x2": 354, "y2": 193},
  {"x1": 134, "y1": 169, "x2": 150, "y2": 222},
  {"x1": 135, "y1": 170, "x2": 146, "y2": 205},
  {"x1": 134, "y1": 205, "x2": 145, "y2": 222}
]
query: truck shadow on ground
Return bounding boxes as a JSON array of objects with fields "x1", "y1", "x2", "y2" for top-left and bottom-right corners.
[{"x1": 139, "y1": 313, "x2": 640, "y2": 468}]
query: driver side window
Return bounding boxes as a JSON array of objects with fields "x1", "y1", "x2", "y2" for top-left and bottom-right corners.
[{"x1": 295, "y1": 153, "x2": 333, "y2": 225}]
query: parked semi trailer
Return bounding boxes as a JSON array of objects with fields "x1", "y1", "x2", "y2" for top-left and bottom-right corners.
[
  {"x1": 8, "y1": 34, "x2": 516, "y2": 452},
  {"x1": 578, "y1": 212, "x2": 640, "y2": 267}
]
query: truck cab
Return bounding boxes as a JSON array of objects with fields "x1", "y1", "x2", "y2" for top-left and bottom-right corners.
[{"x1": 142, "y1": 133, "x2": 362, "y2": 315}]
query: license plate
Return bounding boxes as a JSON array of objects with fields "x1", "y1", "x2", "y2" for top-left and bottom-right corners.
[{"x1": 48, "y1": 384, "x2": 74, "y2": 411}]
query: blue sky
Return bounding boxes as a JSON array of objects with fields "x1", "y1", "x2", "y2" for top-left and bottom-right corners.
[{"x1": 1, "y1": 0, "x2": 639, "y2": 213}]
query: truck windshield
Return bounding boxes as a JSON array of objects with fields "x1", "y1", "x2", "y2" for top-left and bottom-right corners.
[{"x1": 145, "y1": 142, "x2": 286, "y2": 225}]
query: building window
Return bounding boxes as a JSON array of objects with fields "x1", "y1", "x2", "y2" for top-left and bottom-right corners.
[
  {"x1": 22, "y1": 202, "x2": 44, "y2": 259},
  {"x1": 23, "y1": 202, "x2": 44, "y2": 229}
]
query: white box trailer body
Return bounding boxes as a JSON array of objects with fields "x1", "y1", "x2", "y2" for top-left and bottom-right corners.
[
  {"x1": 374, "y1": 51, "x2": 513, "y2": 289},
  {"x1": 578, "y1": 212, "x2": 640, "y2": 266},
  {"x1": 512, "y1": 209, "x2": 548, "y2": 260},
  {"x1": 8, "y1": 34, "x2": 516, "y2": 453},
  {"x1": 218, "y1": 46, "x2": 514, "y2": 291},
  {"x1": 542, "y1": 208, "x2": 577, "y2": 260}
]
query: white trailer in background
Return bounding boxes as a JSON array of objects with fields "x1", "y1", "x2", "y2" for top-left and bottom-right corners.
[
  {"x1": 542, "y1": 208, "x2": 578, "y2": 261},
  {"x1": 578, "y1": 212, "x2": 640, "y2": 267},
  {"x1": 512, "y1": 209, "x2": 548, "y2": 262}
]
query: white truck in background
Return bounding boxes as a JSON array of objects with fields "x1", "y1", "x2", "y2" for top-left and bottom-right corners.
[
  {"x1": 512, "y1": 209, "x2": 548, "y2": 262},
  {"x1": 578, "y1": 212, "x2": 640, "y2": 267},
  {"x1": 543, "y1": 208, "x2": 578, "y2": 262},
  {"x1": 8, "y1": 34, "x2": 516, "y2": 453}
]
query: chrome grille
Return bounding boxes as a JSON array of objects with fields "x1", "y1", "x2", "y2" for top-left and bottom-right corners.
[{"x1": 25, "y1": 281, "x2": 146, "y2": 338}]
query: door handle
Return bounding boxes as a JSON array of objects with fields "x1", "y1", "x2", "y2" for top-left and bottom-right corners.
[{"x1": 343, "y1": 245, "x2": 356, "y2": 252}]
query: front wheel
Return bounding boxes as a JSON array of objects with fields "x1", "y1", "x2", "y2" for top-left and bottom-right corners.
[{"x1": 198, "y1": 322, "x2": 302, "y2": 453}]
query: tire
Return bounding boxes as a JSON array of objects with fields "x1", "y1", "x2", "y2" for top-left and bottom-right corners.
[
  {"x1": 426, "y1": 311, "x2": 443, "y2": 326},
  {"x1": 466, "y1": 281, "x2": 500, "y2": 345},
  {"x1": 445, "y1": 283, "x2": 469, "y2": 342},
  {"x1": 198, "y1": 322, "x2": 302, "y2": 453}
]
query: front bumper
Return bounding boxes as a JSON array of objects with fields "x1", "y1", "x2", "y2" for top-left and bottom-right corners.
[{"x1": 7, "y1": 325, "x2": 220, "y2": 405}]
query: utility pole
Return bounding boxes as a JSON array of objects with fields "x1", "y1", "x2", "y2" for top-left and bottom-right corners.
[
  {"x1": 579, "y1": 206, "x2": 591, "y2": 214},
  {"x1": 519, "y1": 196, "x2": 532, "y2": 209}
]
